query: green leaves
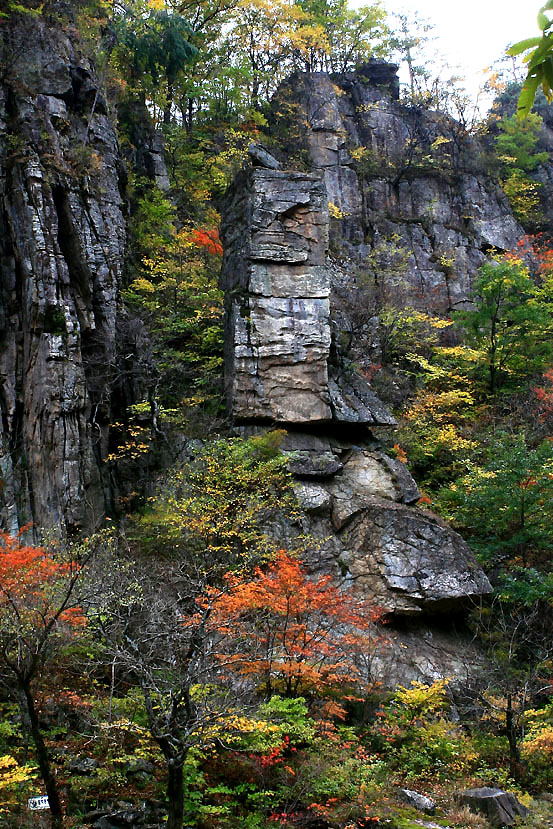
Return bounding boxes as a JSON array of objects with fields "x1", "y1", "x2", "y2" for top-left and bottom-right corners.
[
  {"x1": 454, "y1": 258, "x2": 553, "y2": 393},
  {"x1": 507, "y1": 5, "x2": 553, "y2": 117},
  {"x1": 517, "y1": 71, "x2": 542, "y2": 119},
  {"x1": 117, "y1": 9, "x2": 198, "y2": 86},
  {"x1": 538, "y1": 11, "x2": 550, "y2": 31},
  {"x1": 508, "y1": 37, "x2": 543, "y2": 56},
  {"x1": 439, "y1": 433, "x2": 553, "y2": 569}
]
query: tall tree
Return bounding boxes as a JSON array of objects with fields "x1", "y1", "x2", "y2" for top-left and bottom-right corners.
[
  {"x1": 0, "y1": 531, "x2": 87, "y2": 828},
  {"x1": 209, "y1": 551, "x2": 384, "y2": 698},
  {"x1": 90, "y1": 434, "x2": 294, "y2": 829},
  {"x1": 455, "y1": 256, "x2": 553, "y2": 393}
]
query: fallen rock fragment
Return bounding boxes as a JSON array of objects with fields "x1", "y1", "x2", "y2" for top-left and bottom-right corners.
[{"x1": 399, "y1": 788, "x2": 436, "y2": 815}]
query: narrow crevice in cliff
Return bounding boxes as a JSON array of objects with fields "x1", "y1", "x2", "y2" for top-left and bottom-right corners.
[{"x1": 52, "y1": 184, "x2": 92, "y2": 319}]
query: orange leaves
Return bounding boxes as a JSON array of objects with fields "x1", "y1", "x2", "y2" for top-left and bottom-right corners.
[
  {"x1": 188, "y1": 227, "x2": 223, "y2": 256},
  {"x1": 0, "y1": 528, "x2": 86, "y2": 642},
  {"x1": 534, "y1": 367, "x2": 553, "y2": 424},
  {"x1": 206, "y1": 552, "x2": 384, "y2": 697},
  {"x1": 393, "y1": 444, "x2": 408, "y2": 465}
]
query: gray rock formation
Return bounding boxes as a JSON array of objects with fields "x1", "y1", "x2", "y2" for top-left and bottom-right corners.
[
  {"x1": 0, "y1": 19, "x2": 127, "y2": 534},
  {"x1": 221, "y1": 167, "x2": 395, "y2": 425},
  {"x1": 399, "y1": 789, "x2": 436, "y2": 815},
  {"x1": 459, "y1": 788, "x2": 529, "y2": 826},
  {"x1": 223, "y1": 161, "x2": 492, "y2": 616},
  {"x1": 273, "y1": 69, "x2": 523, "y2": 312},
  {"x1": 283, "y1": 433, "x2": 491, "y2": 614}
]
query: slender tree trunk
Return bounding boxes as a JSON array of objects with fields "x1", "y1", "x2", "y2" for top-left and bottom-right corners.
[
  {"x1": 22, "y1": 681, "x2": 64, "y2": 828},
  {"x1": 166, "y1": 759, "x2": 185, "y2": 829},
  {"x1": 164, "y1": 83, "x2": 174, "y2": 125},
  {"x1": 506, "y1": 693, "x2": 522, "y2": 779}
]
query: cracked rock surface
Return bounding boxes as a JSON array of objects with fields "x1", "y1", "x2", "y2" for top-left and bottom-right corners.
[{"x1": 0, "y1": 19, "x2": 126, "y2": 534}]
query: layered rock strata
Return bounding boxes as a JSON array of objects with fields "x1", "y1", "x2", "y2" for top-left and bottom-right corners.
[
  {"x1": 273, "y1": 67, "x2": 524, "y2": 310},
  {"x1": 0, "y1": 20, "x2": 126, "y2": 534},
  {"x1": 221, "y1": 167, "x2": 395, "y2": 425}
]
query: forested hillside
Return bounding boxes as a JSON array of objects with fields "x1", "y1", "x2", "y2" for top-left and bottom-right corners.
[{"x1": 2, "y1": 1, "x2": 553, "y2": 827}]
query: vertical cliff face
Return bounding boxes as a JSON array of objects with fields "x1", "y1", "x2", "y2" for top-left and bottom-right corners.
[
  {"x1": 273, "y1": 66, "x2": 523, "y2": 311},
  {"x1": 0, "y1": 20, "x2": 126, "y2": 534}
]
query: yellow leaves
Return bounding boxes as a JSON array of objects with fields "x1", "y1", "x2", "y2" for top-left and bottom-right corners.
[
  {"x1": 350, "y1": 145, "x2": 369, "y2": 160},
  {"x1": 328, "y1": 201, "x2": 345, "y2": 219},
  {"x1": 394, "y1": 679, "x2": 450, "y2": 718},
  {"x1": 288, "y1": 22, "x2": 329, "y2": 57},
  {"x1": 0, "y1": 755, "x2": 36, "y2": 813},
  {"x1": 128, "y1": 276, "x2": 156, "y2": 295},
  {"x1": 439, "y1": 252, "x2": 456, "y2": 270},
  {"x1": 406, "y1": 389, "x2": 476, "y2": 425},
  {"x1": 206, "y1": 711, "x2": 280, "y2": 746},
  {"x1": 502, "y1": 170, "x2": 543, "y2": 224},
  {"x1": 431, "y1": 135, "x2": 451, "y2": 150},
  {"x1": 0, "y1": 755, "x2": 35, "y2": 789}
]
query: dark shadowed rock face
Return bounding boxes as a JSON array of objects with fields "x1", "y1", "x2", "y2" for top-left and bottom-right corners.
[{"x1": 0, "y1": 20, "x2": 126, "y2": 534}]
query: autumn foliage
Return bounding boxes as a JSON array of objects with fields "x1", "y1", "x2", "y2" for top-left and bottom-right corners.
[
  {"x1": 0, "y1": 529, "x2": 86, "y2": 638},
  {"x1": 0, "y1": 530, "x2": 87, "y2": 826},
  {"x1": 188, "y1": 226, "x2": 223, "y2": 256},
  {"x1": 205, "y1": 551, "x2": 384, "y2": 697}
]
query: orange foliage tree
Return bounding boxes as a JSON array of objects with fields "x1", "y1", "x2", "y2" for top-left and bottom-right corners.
[
  {"x1": 0, "y1": 529, "x2": 86, "y2": 827},
  {"x1": 207, "y1": 551, "x2": 385, "y2": 699}
]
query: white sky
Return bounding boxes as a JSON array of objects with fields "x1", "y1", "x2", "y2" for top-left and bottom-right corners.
[{"x1": 381, "y1": 0, "x2": 544, "y2": 107}]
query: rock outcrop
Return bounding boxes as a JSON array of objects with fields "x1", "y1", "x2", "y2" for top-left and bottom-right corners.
[
  {"x1": 459, "y1": 788, "x2": 529, "y2": 827},
  {"x1": 221, "y1": 167, "x2": 396, "y2": 426},
  {"x1": 273, "y1": 67, "x2": 523, "y2": 312},
  {"x1": 283, "y1": 432, "x2": 491, "y2": 615},
  {"x1": 221, "y1": 157, "x2": 492, "y2": 617},
  {"x1": 0, "y1": 19, "x2": 127, "y2": 534}
]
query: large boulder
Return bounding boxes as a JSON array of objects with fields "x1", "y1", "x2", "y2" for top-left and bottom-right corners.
[
  {"x1": 459, "y1": 788, "x2": 529, "y2": 826},
  {"x1": 285, "y1": 436, "x2": 492, "y2": 614}
]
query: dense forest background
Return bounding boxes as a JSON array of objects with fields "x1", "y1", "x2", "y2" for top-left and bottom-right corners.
[{"x1": 3, "y1": 1, "x2": 553, "y2": 827}]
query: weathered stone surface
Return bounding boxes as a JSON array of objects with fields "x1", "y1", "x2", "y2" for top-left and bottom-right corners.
[
  {"x1": 274, "y1": 442, "x2": 492, "y2": 615},
  {"x1": 328, "y1": 372, "x2": 396, "y2": 425},
  {"x1": 341, "y1": 497, "x2": 492, "y2": 611},
  {"x1": 459, "y1": 788, "x2": 529, "y2": 826},
  {"x1": 399, "y1": 789, "x2": 436, "y2": 815},
  {"x1": 275, "y1": 70, "x2": 524, "y2": 310},
  {"x1": 0, "y1": 19, "x2": 126, "y2": 534},
  {"x1": 288, "y1": 452, "x2": 343, "y2": 479},
  {"x1": 293, "y1": 482, "x2": 332, "y2": 514},
  {"x1": 377, "y1": 453, "x2": 420, "y2": 505},
  {"x1": 375, "y1": 623, "x2": 486, "y2": 685},
  {"x1": 221, "y1": 167, "x2": 393, "y2": 425},
  {"x1": 221, "y1": 131, "x2": 491, "y2": 618},
  {"x1": 69, "y1": 756, "x2": 99, "y2": 775},
  {"x1": 282, "y1": 446, "x2": 492, "y2": 613},
  {"x1": 327, "y1": 451, "x2": 399, "y2": 526},
  {"x1": 248, "y1": 142, "x2": 282, "y2": 169}
]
